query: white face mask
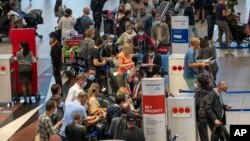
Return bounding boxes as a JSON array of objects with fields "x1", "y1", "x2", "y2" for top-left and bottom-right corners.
[
  {"x1": 194, "y1": 83, "x2": 198, "y2": 89},
  {"x1": 138, "y1": 32, "x2": 144, "y2": 36},
  {"x1": 154, "y1": 20, "x2": 160, "y2": 25},
  {"x1": 126, "y1": 29, "x2": 132, "y2": 33},
  {"x1": 107, "y1": 42, "x2": 113, "y2": 46}
]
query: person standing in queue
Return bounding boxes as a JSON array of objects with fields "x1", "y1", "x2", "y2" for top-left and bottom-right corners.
[
  {"x1": 16, "y1": 42, "x2": 36, "y2": 104},
  {"x1": 117, "y1": 43, "x2": 134, "y2": 88},
  {"x1": 90, "y1": 0, "x2": 107, "y2": 32},
  {"x1": 122, "y1": 112, "x2": 145, "y2": 141},
  {"x1": 183, "y1": 37, "x2": 209, "y2": 90},
  {"x1": 49, "y1": 32, "x2": 62, "y2": 87},
  {"x1": 205, "y1": 80, "x2": 232, "y2": 141}
]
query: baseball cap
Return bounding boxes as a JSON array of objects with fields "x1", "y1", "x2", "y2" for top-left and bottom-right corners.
[
  {"x1": 49, "y1": 32, "x2": 57, "y2": 38},
  {"x1": 126, "y1": 113, "x2": 136, "y2": 123}
]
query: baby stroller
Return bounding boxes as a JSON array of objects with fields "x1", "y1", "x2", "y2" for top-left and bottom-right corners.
[{"x1": 24, "y1": 9, "x2": 44, "y2": 39}]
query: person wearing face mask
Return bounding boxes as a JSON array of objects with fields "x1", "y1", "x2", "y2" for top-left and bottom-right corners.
[
  {"x1": 83, "y1": 67, "x2": 97, "y2": 91},
  {"x1": 103, "y1": 36, "x2": 115, "y2": 57},
  {"x1": 65, "y1": 73, "x2": 87, "y2": 104},
  {"x1": 50, "y1": 94, "x2": 64, "y2": 126},
  {"x1": 115, "y1": 6, "x2": 125, "y2": 36},
  {"x1": 183, "y1": 37, "x2": 209, "y2": 90},
  {"x1": 205, "y1": 80, "x2": 232, "y2": 141},
  {"x1": 151, "y1": 14, "x2": 170, "y2": 46},
  {"x1": 116, "y1": 22, "x2": 137, "y2": 46},
  {"x1": 133, "y1": 25, "x2": 155, "y2": 65},
  {"x1": 49, "y1": 32, "x2": 62, "y2": 87},
  {"x1": 118, "y1": 10, "x2": 133, "y2": 36},
  {"x1": 194, "y1": 77, "x2": 211, "y2": 141},
  {"x1": 142, "y1": 45, "x2": 161, "y2": 77}
]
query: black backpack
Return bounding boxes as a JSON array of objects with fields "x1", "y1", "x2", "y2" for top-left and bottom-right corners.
[{"x1": 74, "y1": 17, "x2": 83, "y2": 34}]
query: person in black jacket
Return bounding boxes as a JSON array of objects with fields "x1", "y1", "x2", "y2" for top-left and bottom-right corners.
[
  {"x1": 65, "y1": 112, "x2": 88, "y2": 141},
  {"x1": 197, "y1": 38, "x2": 219, "y2": 80},
  {"x1": 118, "y1": 10, "x2": 133, "y2": 37},
  {"x1": 205, "y1": 80, "x2": 232, "y2": 141},
  {"x1": 204, "y1": 0, "x2": 218, "y2": 41},
  {"x1": 90, "y1": 0, "x2": 107, "y2": 32},
  {"x1": 142, "y1": 45, "x2": 161, "y2": 77},
  {"x1": 49, "y1": 32, "x2": 62, "y2": 87},
  {"x1": 194, "y1": 77, "x2": 211, "y2": 141},
  {"x1": 104, "y1": 95, "x2": 126, "y2": 138}
]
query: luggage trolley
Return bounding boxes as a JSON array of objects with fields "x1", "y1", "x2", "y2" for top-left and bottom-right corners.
[{"x1": 62, "y1": 38, "x2": 85, "y2": 78}]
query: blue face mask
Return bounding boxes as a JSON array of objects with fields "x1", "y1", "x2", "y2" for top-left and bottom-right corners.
[{"x1": 88, "y1": 74, "x2": 95, "y2": 81}]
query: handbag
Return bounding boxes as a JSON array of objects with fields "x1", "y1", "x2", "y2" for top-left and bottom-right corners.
[{"x1": 211, "y1": 125, "x2": 230, "y2": 141}]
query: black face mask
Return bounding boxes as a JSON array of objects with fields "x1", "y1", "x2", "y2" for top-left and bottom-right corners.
[{"x1": 143, "y1": 2, "x2": 148, "y2": 6}]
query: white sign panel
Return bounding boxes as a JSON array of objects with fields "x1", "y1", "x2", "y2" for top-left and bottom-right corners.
[
  {"x1": 142, "y1": 78, "x2": 167, "y2": 141},
  {"x1": 171, "y1": 16, "x2": 189, "y2": 54}
]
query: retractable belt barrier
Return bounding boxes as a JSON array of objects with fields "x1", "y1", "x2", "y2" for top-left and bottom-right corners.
[{"x1": 179, "y1": 90, "x2": 250, "y2": 112}]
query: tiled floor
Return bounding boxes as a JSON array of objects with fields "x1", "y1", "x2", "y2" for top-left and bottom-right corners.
[{"x1": 0, "y1": 0, "x2": 250, "y2": 140}]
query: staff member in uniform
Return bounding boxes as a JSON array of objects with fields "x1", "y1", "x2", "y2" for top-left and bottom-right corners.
[{"x1": 49, "y1": 32, "x2": 62, "y2": 87}]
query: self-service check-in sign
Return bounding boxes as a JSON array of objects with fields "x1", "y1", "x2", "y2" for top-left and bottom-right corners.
[
  {"x1": 171, "y1": 106, "x2": 191, "y2": 118},
  {"x1": 0, "y1": 65, "x2": 7, "y2": 75},
  {"x1": 171, "y1": 65, "x2": 184, "y2": 75}
]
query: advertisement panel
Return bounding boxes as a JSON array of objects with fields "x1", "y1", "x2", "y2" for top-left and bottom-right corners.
[
  {"x1": 142, "y1": 78, "x2": 167, "y2": 141},
  {"x1": 171, "y1": 16, "x2": 189, "y2": 54},
  {"x1": 11, "y1": 28, "x2": 38, "y2": 95}
]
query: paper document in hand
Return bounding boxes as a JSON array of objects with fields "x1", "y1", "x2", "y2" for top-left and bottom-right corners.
[{"x1": 196, "y1": 57, "x2": 214, "y2": 64}]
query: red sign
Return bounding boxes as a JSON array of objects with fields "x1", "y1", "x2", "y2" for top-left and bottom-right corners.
[
  {"x1": 11, "y1": 28, "x2": 38, "y2": 95},
  {"x1": 171, "y1": 106, "x2": 192, "y2": 118},
  {"x1": 143, "y1": 95, "x2": 166, "y2": 114}
]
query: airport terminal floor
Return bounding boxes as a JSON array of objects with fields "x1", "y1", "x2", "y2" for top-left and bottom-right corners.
[{"x1": 0, "y1": 0, "x2": 250, "y2": 140}]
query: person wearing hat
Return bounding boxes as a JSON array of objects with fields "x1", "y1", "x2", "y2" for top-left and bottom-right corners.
[
  {"x1": 49, "y1": 32, "x2": 62, "y2": 87},
  {"x1": 122, "y1": 112, "x2": 145, "y2": 141}
]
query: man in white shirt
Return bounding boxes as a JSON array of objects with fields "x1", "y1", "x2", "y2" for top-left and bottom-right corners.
[{"x1": 65, "y1": 73, "x2": 87, "y2": 104}]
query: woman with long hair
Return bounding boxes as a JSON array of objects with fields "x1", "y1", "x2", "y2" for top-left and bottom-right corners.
[
  {"x1": 117, "y1": 43, "x2": 134, "y2": 88},
  {"x1": 54, "y1": 0, "x2": 65, "y2": 23},
  {"x1": 87, "y1": 83, "x2": 106, "y2": 118},
  {"x1": 57, "y1": 8, "x2": 76, "y2": 45},
  {"x1": 16, "y1": 42, "x2": 36, "y2": 104}
]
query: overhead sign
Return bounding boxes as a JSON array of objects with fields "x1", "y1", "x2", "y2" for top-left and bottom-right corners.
[{"x1": 142, "y1": 78, "x2": 167, "y2": 141}]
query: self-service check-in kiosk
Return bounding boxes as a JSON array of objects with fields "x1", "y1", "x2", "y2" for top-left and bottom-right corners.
[
  {"x1": 168, "y1": 54, "x2": 190, "y2": 95},
  {"x1": 167, "y1": 97, "x2": 197, "y2": 141},
  {"x1": 0, "y1": 54, "x2": 16, "y2": 105}
]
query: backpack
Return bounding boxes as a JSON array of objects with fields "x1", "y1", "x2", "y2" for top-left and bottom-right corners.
[
  {"x1": 78, "y1": 39, "x2": 92, "y2": 60},
  {"x1": 74, "y1": 17, "x2": 83, "y2": 34}
]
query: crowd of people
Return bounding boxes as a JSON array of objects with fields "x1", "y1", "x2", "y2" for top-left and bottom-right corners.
[{"x1": 9, "y1": 0, "x2": 249, "y2": 141}]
